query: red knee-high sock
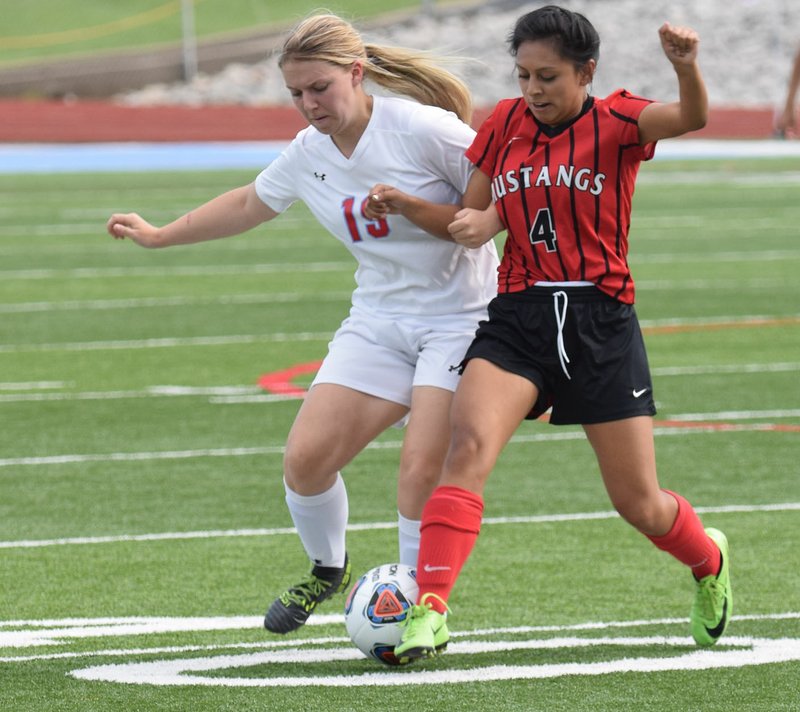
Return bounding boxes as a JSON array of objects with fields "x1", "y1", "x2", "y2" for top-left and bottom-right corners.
[
  {"x1": 415, "y1": 485, "x2": 484, "y2": 613},
  {"x1": 646, "y1": 490, "x2": 721, "y2": 579}
]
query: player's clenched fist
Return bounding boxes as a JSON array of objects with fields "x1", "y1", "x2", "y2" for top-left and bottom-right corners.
[
  {"x1": 106, "y1": 213, "x2": 161, "y2": 248},
  {"x1": 658, "y1": 22, "x2": 700, "y2": 65}
]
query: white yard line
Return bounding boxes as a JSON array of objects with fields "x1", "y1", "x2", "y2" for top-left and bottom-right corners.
[
  {"x1": 1, "y1": 314, "x2": 795, "y2": 355},
  {"x1": 0, "y1": 332, "x2": 331, "y2": 354},
  {"x1": 670, "y1": 408, "x2": 800, "y2": 421},
  {"x1": 1, "y1": 502, "x2": 798, "y2": 550},
  {"x1": 0, "y1": 261, "x2": 352, "y2": 281},
  {"x1": 0, "y1": 285, "x2": 792, "y2": 315},
  {"x1": 0, "y1": 386, "x2": 292, "y2": 404},
  {"x1": 0, "y1": 291, "x2": 350, "y2": 314},
  {"x1": 1, "y1": 364, "x2": 797, "y2": 403},
  {"x1": 0, "y1": 420, "x2": 785, "y2": 470},
  {"x1": 651, "y1": 362, "x2": 800, "y2": 376},
  {"x1": 631, "y1": 249, "x2": 800, "y2": 264},
  {"x1": 0, "y1": 381, "x2": 72, "y2": 391},
  {"x1": 0, "y1": 415, "x2": 797, "y2": 470}
]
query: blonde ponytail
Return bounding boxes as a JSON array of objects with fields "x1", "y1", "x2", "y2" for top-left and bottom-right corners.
[
  {"x1": 363, "y1": 44, "x2": 472, "y2": 124},
  {"x1": 280, "y1": 14, "x2": 472, "y2": 124}
]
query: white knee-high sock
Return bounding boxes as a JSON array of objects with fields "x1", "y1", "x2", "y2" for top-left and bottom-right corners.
[
  {"x1": 284, "y1": 473, "x2": 348, "y2": 568},
  {"x1": 397, "y1": 511, "x2": 421, "y2": 568}
]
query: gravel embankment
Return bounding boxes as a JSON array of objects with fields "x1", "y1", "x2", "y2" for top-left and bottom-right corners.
[{"x1": 118, "y1": 0, "x2": 799, "y2": 111}]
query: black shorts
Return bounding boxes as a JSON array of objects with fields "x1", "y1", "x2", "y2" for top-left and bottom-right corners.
[{"x1": 463, "y1": 285, "x2": 657, "y2": 425}]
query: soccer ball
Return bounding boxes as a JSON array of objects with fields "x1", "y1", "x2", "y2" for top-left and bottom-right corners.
[{"x1": 344, "y1": 563, "x2": 419, "y2": 666}]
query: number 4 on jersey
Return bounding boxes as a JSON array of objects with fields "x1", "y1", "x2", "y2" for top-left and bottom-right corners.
[{"x1": 529, "y1": 207, "x2": 557, "y2": 252}]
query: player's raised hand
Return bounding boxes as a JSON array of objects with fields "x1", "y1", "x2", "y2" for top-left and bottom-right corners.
[
  {"x1": 658, "y1": 23, "x2": 700, "y2": 66},
  {"x1": 106, "y1": 213, "x2": 162, "y2": 248}
]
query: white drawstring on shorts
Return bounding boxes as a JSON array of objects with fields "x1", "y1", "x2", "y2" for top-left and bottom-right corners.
[{"x1": 553, "y1": 290, "x2": 571, "y2": 380}]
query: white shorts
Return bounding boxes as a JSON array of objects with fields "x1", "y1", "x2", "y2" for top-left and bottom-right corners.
[{"x1": 312, "y1": 307, "x2": 485, "y2": 407}]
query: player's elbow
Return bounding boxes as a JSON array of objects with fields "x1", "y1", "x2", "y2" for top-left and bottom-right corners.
[
  {"x1": 680, "y1": 107, "x2": 707, "y2": 135},
  {"x1": 689, "y1": 109, "x2": 708, "y2": 131}
]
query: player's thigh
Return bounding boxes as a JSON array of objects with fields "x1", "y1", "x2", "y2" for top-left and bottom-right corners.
[
  {"x1": 442, "y1": 358, "x2": 539, "y2": 491},
  {"x1": 284, "y1": 383, "x2": 408, "y2": 491},
  {"x1": 583, "y1": 416, "x2": 657, "y2": 493}
]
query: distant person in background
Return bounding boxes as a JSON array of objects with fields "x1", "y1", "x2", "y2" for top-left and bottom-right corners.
[
  {"x1": 393, "y1": 5, "x2": 733, "y2": 664},
  {"x1": 776, "y1": 45, "x2": 800, "y2": 137},
  {"x1": 107, "y1": 14, "x2": 498, "y2": 635}
]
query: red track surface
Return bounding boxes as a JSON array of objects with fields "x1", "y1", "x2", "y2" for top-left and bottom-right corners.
[{"x1": 0, "y1": 100, "x2": 778, "y2": 142}]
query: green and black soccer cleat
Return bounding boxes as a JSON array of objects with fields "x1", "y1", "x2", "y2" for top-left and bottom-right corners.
[
  {"x1": 690, "y1": 528, "x2": 733, "y2": 646},
  {"x1": 264, "y1": 555, "x2": 352, "y2": 634}
]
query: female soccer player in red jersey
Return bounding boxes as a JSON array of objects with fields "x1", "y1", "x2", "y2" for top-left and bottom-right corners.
[{"x1": 395, "y1": 5, "x2": 732, "y2": 662}]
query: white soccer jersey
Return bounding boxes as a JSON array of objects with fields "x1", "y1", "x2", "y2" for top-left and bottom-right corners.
[{"x1": 255, "y1": 95, "x2": 499, "y2": 317}]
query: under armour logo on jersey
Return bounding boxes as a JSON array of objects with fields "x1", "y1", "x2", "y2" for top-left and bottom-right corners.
[{"x1": 314, "y1": 172, "x2": 326, "y2": 181}]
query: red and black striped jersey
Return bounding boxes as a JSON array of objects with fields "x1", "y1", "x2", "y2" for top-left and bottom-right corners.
[{"x1": 466, "y1": 89, "x2": 655, "y2": 303}]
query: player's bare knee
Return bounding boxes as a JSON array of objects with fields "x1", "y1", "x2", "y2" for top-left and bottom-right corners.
[
  {"x1": 398, "y1": 462, "x2": 439, "y2": 492},
  {"x1": 442, "y1": 429, "x2": 495, "y2": 485},
  {"x1": 399, "y1": 446, "x2": 445, "y2": 487},
  {"x1": 283, "y1": 443, "x2": 337, "y2": 493}
]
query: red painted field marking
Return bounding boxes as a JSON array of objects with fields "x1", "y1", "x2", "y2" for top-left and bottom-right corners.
[
  {"x1": 644, "y1": 316, "x2": 800, "y2": 335},
  {"x1": 258, "y1": 360, "x2": 322, "y2": 397}
]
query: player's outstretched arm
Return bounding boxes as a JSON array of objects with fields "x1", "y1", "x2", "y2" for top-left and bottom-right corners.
[
  {"x1": 638, "y1": 23, "x2": 708, "y2": 145},
  {"x1": 106, "y1": 183, "x2": 278, "y2": 248}
]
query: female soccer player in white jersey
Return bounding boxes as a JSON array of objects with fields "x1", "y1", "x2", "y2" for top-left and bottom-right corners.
[{"x1": 106, "y1": 14, "x2": 499, "y2": 634}]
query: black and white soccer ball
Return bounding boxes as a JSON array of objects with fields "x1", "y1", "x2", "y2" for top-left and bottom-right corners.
[{"x1": 344, "y1": 563, "x2": 419, "y2": 666}]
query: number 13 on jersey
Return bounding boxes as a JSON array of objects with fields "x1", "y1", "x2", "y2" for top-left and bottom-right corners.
[{"x1": 342, "y1": 196, "x2": 390, "y2": 242}]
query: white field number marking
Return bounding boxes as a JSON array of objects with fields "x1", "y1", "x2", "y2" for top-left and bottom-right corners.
[
  {"x1": 69, "y1": 635, "x2": 800, "y2": 687},
  {"x1": 2, "y1": 614, "x2": 798, "y2": 687}
]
